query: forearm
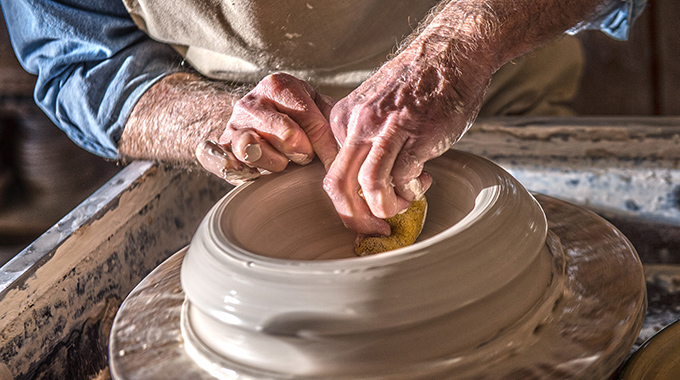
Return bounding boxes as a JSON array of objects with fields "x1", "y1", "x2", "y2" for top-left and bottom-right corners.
[
  {"x1": 119, "y1": 72, "x2": 244, "y2": 164},
  {"x1": 400, "y1": 0, "x2": 618, "y2": 75},
  {"x1": 0, "y1": 0, "x2": 183, "y2": 159}
]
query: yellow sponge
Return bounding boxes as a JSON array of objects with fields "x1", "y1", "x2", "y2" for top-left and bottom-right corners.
[{"x1": 354, "y1": 197, "x2": 428, "y2": 256}]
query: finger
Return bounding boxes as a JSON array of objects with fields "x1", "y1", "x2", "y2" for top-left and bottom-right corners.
[
  {"x1": 357, "y1": 126, "x2": 411, "y2": 218},
  {"x1": 195, "y1": 140, "x2": 260, "y2": 185},
  {"x1": 267, "y1": 80, "x2": 338, "y2": 171},
  {"x1": 306, "y1": 92, "x2": 339, "y2": 171},
  {"x1": 323, "y1": 143, "x2": 390, "y2": 236},
  {"x1": 395, "y1": 172, "x2": 433, "y2": 201},
  {"x1": 229, "y1": 128, "x2": 290, "y2": 172},
  {"x1": 315, "y1": 93, "x2": 336, "y2": 121},
  {"x1": 391, "y1": 149, "x2": 432, "y2": 201},
  {"x1": 230, "y1": 106, "x2": 316, "y2": 165},
  {"x1": 329, "y1": 100, "x2": 350, "y2": 145}
]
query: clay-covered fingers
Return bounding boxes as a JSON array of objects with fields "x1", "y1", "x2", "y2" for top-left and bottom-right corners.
[
  {"x1": 325, "y1": 139, "x2": 431, "y2": 235},
  {"x1": 196, "y1": 140, "x2": 261, "y2": 186},
  {"x1": 221, "y1": 73, "x2": 338, "y2": 173},
  {"x1": 323, "y1": 143, "x2": 391, "y2": 236},
  {"x1": 226, "y1": 113, "x2": 311, "y2": 172},
  {"x1": 356, "y1": 124, "x2": 412, "y2": 219},
  {"x1": 261, "y1": 74, "x2": 338, "y2": 170},
  {"x1": 224, "y1": 97, "x2": 315, "y2": 172},
  {"x1": 391, "y1": 148, "x2": 433, "y2": 202}
]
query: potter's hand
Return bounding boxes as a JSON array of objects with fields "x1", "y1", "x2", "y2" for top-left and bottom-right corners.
[
  {"x1": 324, "y1": 29, "x2": 495, "y2": 236},
  {"x1": 322, "y1": 0, "x2": 623, "y2": 235},
  {"x1": 197, "y1": 73, "x2": 338, "y2": 185}
]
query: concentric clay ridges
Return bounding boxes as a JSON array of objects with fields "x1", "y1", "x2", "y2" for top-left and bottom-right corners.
[
  {"x1": 180, "y1": 151, "x2": 553, "y2": 377},
  {"x1": 108, "y1": 152, "x2": 645, "y2": 380}
]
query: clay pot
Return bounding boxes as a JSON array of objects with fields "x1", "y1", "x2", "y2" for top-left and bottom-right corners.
[{"x1": 180, "y1": 150, "x2": 554, "y2": 379}]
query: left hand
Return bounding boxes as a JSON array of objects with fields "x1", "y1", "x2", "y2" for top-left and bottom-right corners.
[
  {"x1": 323, "y1": 50, "x2": 492, "y2": 236},
  {"x1": 197, "y1": 73, "x2": 338, "y2": 186}
]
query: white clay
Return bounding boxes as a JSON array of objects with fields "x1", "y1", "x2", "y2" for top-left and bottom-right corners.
[{"x1": 180, "y1": 151, "x2": 557, "y2": 378}]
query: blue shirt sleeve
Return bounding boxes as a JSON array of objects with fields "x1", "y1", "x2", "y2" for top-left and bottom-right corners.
[
  {"x1": 0, "y1": 0, "x2": 184, "y2": 159},
  {"x1": 569, "y1": 0, "x2": 648, "y2": 40}
]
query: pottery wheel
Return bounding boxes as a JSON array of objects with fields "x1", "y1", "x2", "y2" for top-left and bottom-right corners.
[{"x1": 109, "y1": 195, "x2": 645, "y2": 380}]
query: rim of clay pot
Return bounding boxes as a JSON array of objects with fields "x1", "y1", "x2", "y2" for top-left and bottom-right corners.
[
  {"x1": 198, "y1": 153, "x2": 546, "y2": 268},
  {"x1": 179, "y1": 151, "x2": 554, "y2": 377},
  {"x1": 181, "y1": 151, "x2": 549, "y2": 323},
  {"x1": 111, "y1": 193, "x2": 646, "y2": 380},
  {"x1": 210, "y1": 176, "x2": 504, "y2": 268}
]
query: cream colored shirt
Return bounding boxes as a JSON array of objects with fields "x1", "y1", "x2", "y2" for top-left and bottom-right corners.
[
  {"x1": 123, "y1": 0, "x2": 438, "y2": 91},
  {"x1": 123, "y1": 0, "x2": 584, "y2": 114}
]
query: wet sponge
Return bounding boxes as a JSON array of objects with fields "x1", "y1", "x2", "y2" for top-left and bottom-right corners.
[{"x1": 354, "y1": 197, "x2": 428, "y2": 256}]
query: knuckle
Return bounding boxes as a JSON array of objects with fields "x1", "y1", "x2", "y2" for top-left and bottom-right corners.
[
  {"x1": 267, "y1": 113, "x2": 293, "y2": 131},
  {"x1": 279, "y1": 129, "x2": 309, "y2": 155},
  {"x1": 235, "y1": 93, "x2": 258, "y2": 110},
  {"x1": 394, "y1": 154, "x2": 424, "y2": 182},
  {"x1": 358, "y1": 171, "x2": 389, "y2": 193},
  {"x1": 280, "y1": 124, "x2": 300, "y2": 143},
  {"x1": 266, "y1": 72, "x2": 286, "y2": 82},
  {"x1": 329, "y1": 102, "x2": 349, "y2": 125},
  {"x1": 262, "y1": 72, "x2": 293, "y2": 90}
]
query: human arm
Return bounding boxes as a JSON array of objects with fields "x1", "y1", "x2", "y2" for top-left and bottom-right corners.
[
  {"x1": 0, "y1": 0, "x2": 184, "y2": 159},
  {"x1": 1, "y1": 0, "x2": 337, "y2": 182},
  {"x1": 323, "y1": 0, "x2": 640, "y2": 235}
]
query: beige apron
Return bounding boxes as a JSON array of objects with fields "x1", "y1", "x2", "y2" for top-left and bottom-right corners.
[{"x1": 123, "y1": 0, "x2": 583, "y2": 115}]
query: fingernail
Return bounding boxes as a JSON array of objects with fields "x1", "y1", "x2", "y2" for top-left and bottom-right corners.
[
  {"x1": 244, "y1": 143, "x2": 262, "y2": 162},
  {"x1": 286, "y1": 152, "x2": 311, "y2": 165},
  {"x1": 198, "y1": 141, "x2": 231, "y2": 172}
]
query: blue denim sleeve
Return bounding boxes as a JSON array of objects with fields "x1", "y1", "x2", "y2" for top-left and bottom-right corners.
[
  {"x1": 569, "y1": 0, "x2": 648, "y2": 40},
  {"x1": 0, "y1": 0, "x2": 184, "y2": 158}
]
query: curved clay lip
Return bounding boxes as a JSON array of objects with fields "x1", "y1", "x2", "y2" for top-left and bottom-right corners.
[
  {"x1": 109, "y1": 195, "x2": 646, "y2": 380},
  {"x1": 203, "y1": 155, "x2": 547, "y2": 272}
]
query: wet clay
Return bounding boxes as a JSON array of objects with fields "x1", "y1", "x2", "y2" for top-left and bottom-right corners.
[
  {"x1": 180, "y1": 151, "x2": 554, "y2": 377},
  {"x1": 109, "y1": 150, "x2": 645, "y2": 380}
]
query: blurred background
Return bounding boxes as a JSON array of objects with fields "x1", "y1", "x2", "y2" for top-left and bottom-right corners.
[
  {"x1": 0, "y1": 17, "x2": 119, "y2": 265},
  {"x1": 0, "y1": 0, "x2": 678, "y2": 266}
]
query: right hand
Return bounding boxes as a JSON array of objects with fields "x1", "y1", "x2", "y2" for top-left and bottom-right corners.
[{"x1": 196, "y1": 73, "x2": 339, "y2": 185}]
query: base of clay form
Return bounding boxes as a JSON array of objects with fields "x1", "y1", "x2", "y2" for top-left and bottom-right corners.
[{"x1": 109, "y1": 150, "x2": 646, "y2": 380}]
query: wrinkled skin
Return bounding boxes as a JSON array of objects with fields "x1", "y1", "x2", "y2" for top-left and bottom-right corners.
[
  {"x1": 145, "y1": 0, "x2": 614, "y2": 236},
  {"x1": 197, "y1": 59, "x2": 492, "y2": 235},
  {"x1": 196, "y1": 73, "x2": 338, "y2": 185},
  {"x1": 324, "y1": 53, "x2": 491, "y2": 235}
]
